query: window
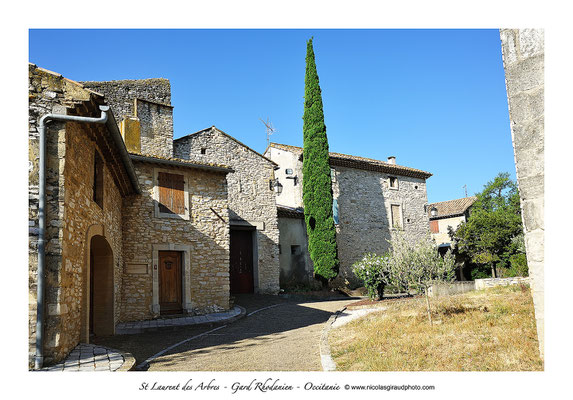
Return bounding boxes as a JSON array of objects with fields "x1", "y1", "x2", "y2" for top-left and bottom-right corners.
[
  {"x1": 391, "y1": 204, "x2": 402, "y2": 229},
  {"x1": 93, "y1": 151, "x2": 104, "y2": 208},
  {"x1": 430, "y1": 220, "x2": 439, "y2": 233},
  {"x1": 333, "y1": 198, "x2": 339, "y2": 225},
  {"x1": 389, "y1": 176, "x2": 398, "y2": 190},
  {"x1": 200, "y1": 148, "x2": 207, "y2": 155},
  {"x1": 285, "y1": 168, "x2": 293, "y2": 175},
  {"x1": 156, "y1": 171, "x2": 187, "y2": 217}
]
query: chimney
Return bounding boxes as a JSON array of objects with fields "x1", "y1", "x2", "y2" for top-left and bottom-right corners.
[
  {"x1": 387, "y1": 156, "x2": 396, "y2": 164},
  {"x1": 120, "y1": 116, "x2": 141, "y2": 153}
]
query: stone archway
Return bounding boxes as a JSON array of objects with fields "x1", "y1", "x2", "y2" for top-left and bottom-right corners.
[
  {"x1": 81, "y1": 225, "x2": 115, "y2": 342},
  {"x1": 89, "y1": 235, "x2": 115, "y2": 337}
]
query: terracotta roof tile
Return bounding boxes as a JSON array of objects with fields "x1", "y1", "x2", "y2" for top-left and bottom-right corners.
[
  {"x1": 428, "y1": 196, "x2": 477, "y2": 219},
  {"x1": 268, "y1": 143, "x2": 432, "y2": 179}
]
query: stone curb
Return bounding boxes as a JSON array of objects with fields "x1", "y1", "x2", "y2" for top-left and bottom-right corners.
[
  {"x1": 106, "y1": 347, "x2": 136, "y2": 371},
  {"x1": 319, "y1": 307, "x2": 347, "y2": 372},
  {"x1": 116, "y1": 306, "x2": 246, "y2": 335}
]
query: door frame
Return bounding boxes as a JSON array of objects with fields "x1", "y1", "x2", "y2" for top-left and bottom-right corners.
[
  {"x1": 152, "y1": 244, "x2": 192, "y2": 317},
  {"x1": 158, "y1": 250, "x2": 183, "y2": 314},
  {"x1": 229, "y1": 226, "x2": 259, "y2": 293}
]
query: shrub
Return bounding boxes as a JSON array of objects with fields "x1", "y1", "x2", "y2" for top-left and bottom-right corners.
[{"x1": 352, "y1": 253, "x2": 390, "y2": 300}]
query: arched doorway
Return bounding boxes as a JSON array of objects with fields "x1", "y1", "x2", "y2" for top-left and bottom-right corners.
[{"x1": 89, "y1": 235, "x2": 114, "y2": 337}]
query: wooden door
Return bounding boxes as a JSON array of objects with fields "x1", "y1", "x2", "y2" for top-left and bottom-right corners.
[
  {"x1": 159, "y1": 251, "x2": 182, "y2": 314},
  {"x1": 230, "y1": 229, "x2": 254, "y2": 294}
]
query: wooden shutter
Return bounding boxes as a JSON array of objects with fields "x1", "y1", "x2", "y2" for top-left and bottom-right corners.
[
  {"x1": 333, "y1": 198, "x2": 339, "y2": 224},
  {"x1": 430, "y1": 220, "x2": 439, "y2": 233},
  {"x1": 158, "y1": 172, "x2": 185, "y2": 215}
]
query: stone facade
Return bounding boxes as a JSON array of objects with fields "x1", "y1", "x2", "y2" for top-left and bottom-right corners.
[
  {"x1": 174, "y1": 128, "x2": 280, "y2": 294},
  {"x1": 29, "y1": 65, "x2": 234, "y2": 369},
  {"x1": 121, "y1": 160, "x2": 230, "y2": 321},
  {"x1": 500, "y1": 28, "x2": 544, "y2": 358},
  {"x1": 265, "y1": 144, "x2": 432, "y2": 288},
  {"x1": 28, "y1": 64, "x2": 134, "y2": 366},
  {"x1": 82, "y1": 79, "x2": 174, "y2": 158}
]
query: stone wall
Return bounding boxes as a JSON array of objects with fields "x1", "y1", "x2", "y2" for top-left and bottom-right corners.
[
  {"x1": 428, "y1": 281, "x2": 476, "y2": 297},
  {"x1": 475, "y1": 276, "x2": 531, "y2": 290},
  {"x1": 82, "y1": 79, "x2": 174, "y2": 158},
  {"x1": 332, "y1": 167, "x2": 429, "y2": 287},
  {"x1": 121, "y1": 161, "x2": 230, "y2": 321},
  {"x1": 174, "y1": 128, "x2": 280, "y2": 294},
  {"x1": 277, "y1": 216, "x2": 317, "y2": 289},
  {"x1": 28, "y1": 64, "x2": 125, "y2": 366},
  {"x1": 500, "y1": 28, "x2": 544, "y2": 358}
]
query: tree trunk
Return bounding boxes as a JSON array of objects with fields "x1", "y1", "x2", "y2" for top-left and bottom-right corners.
[
  {"x1": 425, "y1": 288, "x2": 433, "y2": 327},
  {"x1": 491, "y1": 263, "x2": 497, "y2": 278}
]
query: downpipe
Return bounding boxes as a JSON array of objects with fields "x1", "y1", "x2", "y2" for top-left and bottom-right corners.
[{"x1": 35, "y1": 105, "x2": 109, "y2": 370}]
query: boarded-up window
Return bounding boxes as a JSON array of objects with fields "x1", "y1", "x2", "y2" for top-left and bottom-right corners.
[
  {"x1": 430, "y1": 220, "x2": 439, "y2": 233},
  {"x1": 391, "y1": 204, "x2": 402, "y2": 229},
  {"x1": 93, "y1": 151, "x2": 104, "y2": 209},
  {"x1": 158, "y1": 172, "x2": 185, "y2": 215}
]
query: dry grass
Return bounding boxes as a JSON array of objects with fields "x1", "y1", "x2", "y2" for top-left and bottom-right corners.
[{"x1": 329, "y1": 285, "x2": 543, "y2": 371}]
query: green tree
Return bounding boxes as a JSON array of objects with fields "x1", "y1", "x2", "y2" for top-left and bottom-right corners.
[
  {"x1": 450, "y1": 172, "x2": 525, "y2": 278},
  {"x1": 302, "y1": 38, "x2": 339, "y2": 283}
]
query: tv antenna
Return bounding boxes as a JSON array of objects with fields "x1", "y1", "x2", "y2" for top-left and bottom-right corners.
[
  {"x1": 463, "y1": 184, "x2": 468, "y2": 197},
  {"x1": 260, "y1": 118, "x2": 277, "y2": 148}
]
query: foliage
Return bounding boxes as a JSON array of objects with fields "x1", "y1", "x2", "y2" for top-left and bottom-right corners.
[
  {"x1": 450, "y1": 172, "x2": 524, "y2": 278},
  {"x1": 302, "y1": 37, "x2": 339, "y2": 281},
  {"x1": 352, "y1": 253, "x2": 390, "y2": 300}
]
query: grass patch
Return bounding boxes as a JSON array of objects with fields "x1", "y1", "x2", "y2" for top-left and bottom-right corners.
[{"x1": 329, "y1": 285, "x2": 542, "y2": 371}]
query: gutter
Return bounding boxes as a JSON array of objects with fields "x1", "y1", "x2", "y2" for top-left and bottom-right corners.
[{"x1": 35, "y1": 105, "x2": 110, "y2": 370}]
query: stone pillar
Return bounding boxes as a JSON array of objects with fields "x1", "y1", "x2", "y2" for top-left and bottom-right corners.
[{"x1": 499, "y1": 28, "x2": 544, "y2": 358}]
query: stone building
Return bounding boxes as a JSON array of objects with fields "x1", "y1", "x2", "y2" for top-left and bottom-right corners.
[
  {"x1": 29, "y1": 65, "x2": 233, "y2": 368},
  {"x1": 264, "y1": 143, "x2": 433, "y2": 287},
  {"x1": 428, "y1": 196, "x2": 477, "y2": 280},
  {"x1": 499, "y1": 28, "x2": 544, "y2": 358},
  {"x1": 428, "y1": 196, "x2": 476, "y2": 248},
  {"x1": 173, "y1": 127, "x2": 280, "y2": 294}
]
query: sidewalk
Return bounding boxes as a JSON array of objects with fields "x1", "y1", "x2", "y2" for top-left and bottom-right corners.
[{"x1": 40, "y1": 343, "x2": 134, "y2": 372}]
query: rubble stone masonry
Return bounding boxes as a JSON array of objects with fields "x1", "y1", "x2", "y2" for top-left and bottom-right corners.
[
  {"x1": 121, "y1": 161, "x2": 230, "y2": 321},
  {"x1": 174, "y1": 128, "x2": 280, "y2": 294}
]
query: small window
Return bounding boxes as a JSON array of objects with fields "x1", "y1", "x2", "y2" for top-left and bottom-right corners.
[
  {"x1": 200, "y1": 148, "x2": 207, "y2": 155},
  {"x1": 389, "y1": 176, "x2": 398, "y2": 189},
  {"x1": 93, "y1": 151, "x2": 103, "y2": 209},
  {"x1": 333, "y1": 198, "x2": 339, "y2": 225},
  {"x1": 278, "y1": 244, "x2": 282, "y2": 254},
  {"x1": 285, "y1": 168, "x2": 293, "y2": 175},
  {"x1": 391, "y1": 204, "x2": 402, "y2": 229},
  {"x1": 158, "y1": 172, "x2": 185, "y2": 215}
]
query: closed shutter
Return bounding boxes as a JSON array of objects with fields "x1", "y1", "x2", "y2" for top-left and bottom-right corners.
[
  {"x1": 391, "y1": 204, "x2": 402, "y2": 228},
  {"x1": 158, "y1": 172, "x2": 185, "y2": 215},
  {"x1": 430, "y1": 220, "x2": 439, "y2": 233},
  {"x1": 333, "y1": 198, "x2": 339, "y2": 224}
]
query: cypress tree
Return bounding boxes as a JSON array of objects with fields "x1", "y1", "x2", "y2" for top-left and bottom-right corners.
[{"x1": 302, "y1": 38, "x2": 339, "y2": 282}]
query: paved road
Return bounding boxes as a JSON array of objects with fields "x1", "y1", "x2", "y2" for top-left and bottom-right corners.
[{"x1": 94, "y1": 294, "x2": 353, "y2": 371}]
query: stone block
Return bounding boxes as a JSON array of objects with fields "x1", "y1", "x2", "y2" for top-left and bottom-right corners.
[{"x1": 518, "y1": 29, "x2": 544, "y2": 58}]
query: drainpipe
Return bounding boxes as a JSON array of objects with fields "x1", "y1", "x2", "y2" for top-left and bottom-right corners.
[{"x1": 35, "y1": 105, "x2": 109, "y2": 370}]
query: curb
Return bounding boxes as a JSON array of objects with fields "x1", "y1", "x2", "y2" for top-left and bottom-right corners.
[
  {"x1": 116, "y1": 306, "x2": 247, "y2": 335},
  {"x1": 319, "y1": 307, "x2": 347, "y2": 372},
  {"x1": 105, "y1": 347, "x2": 136, "y2": 371}
]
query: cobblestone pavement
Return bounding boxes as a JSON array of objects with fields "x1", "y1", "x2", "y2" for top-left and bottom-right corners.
[{"x1": 40, "y1": 344, "x2": 127, "y2": 372}]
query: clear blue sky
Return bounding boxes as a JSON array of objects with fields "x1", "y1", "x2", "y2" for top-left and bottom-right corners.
[{"x1": 29, "y1": 29, "x2": 515, "y2": 204}]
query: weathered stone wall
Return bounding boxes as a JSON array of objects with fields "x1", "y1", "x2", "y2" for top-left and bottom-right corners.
[
  {"x1": 82, "y1": 79, "x2": 173, "y2": 158},
  {"x1": 266, "y1": 146, "x2": 430, "y2": 288},
  {"x1": 28, "y1": 64, "x2": 124, "y2": 366},
  {"x1": 58, "y1": 121, "x2": 124, "y2": 357},
  {"x1": 500, "y1": 28, "x2": 544, "y2": 358},
  {"x1": 332, "y1": 167, "x2": 429, "y2": 287},
  {"x1": 174, "y1": 128, "x2": 280, "y2": 294},
  {"x1": 121, "y1": 161, "x2": 230, "y2": 321},
  {"x1": 475, "y1": 276, "x2": 531, "y2": 290}
]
